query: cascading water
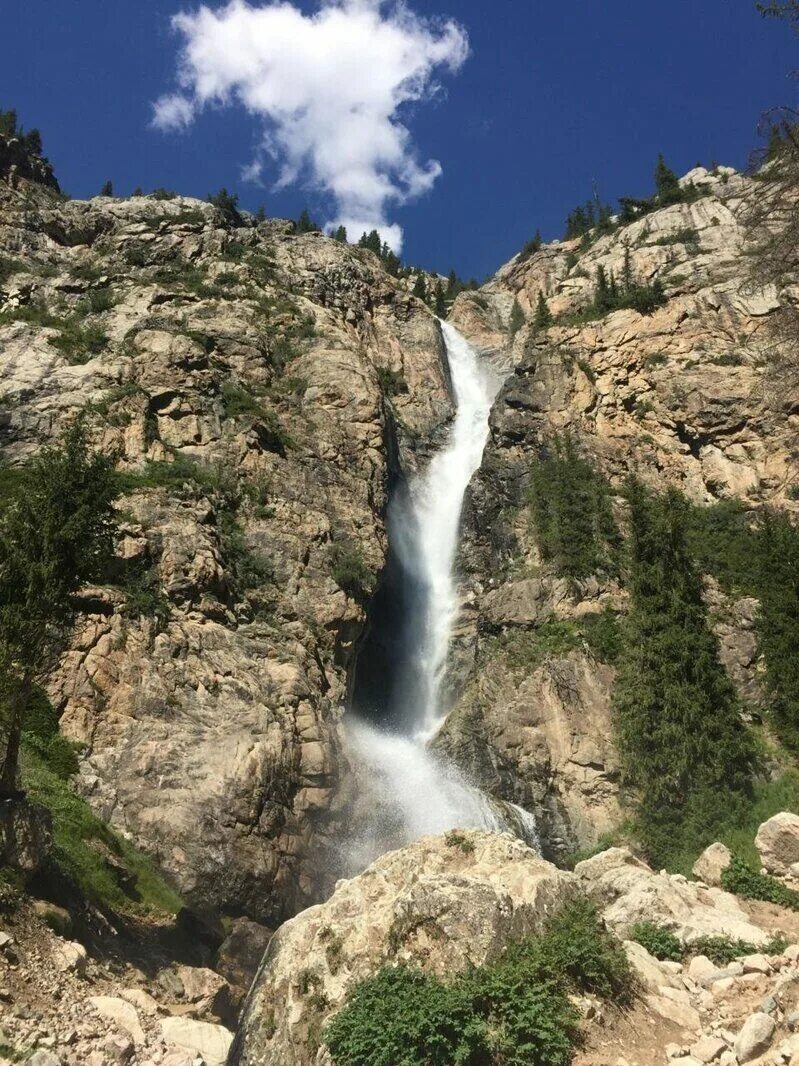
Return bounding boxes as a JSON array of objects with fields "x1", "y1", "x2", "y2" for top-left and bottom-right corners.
[{"x1": 345, "y1": 321, "x2": 539, "y2": 867}]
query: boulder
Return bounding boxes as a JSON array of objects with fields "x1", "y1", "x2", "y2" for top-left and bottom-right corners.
[
  {"x1": 576, "y1": 848, "x2": 771, "y2": 945},
  {"x1": 88, "y1": 997, "x2": 145, "y2": 1044},
  {"x1": 25, "y1": 1053, "x2": 62, "y2": 1066},
  {"x1": 160, "y1": 1017, "x2": 233, "y2": 1066},
  {"x1": 734, "y1": 1011, "x2": 776, "y2": 1063},
  {"x1": 215, "y1": 917, "x2": 273, "y2": 991},
  {"x1": 232, "y1": 830, "x2": 576, "y2": 1066},
  {"x1": 50, "y1": 940, "x2": 87, "y2": 975},
  {"x1": 755, "y1": 812, "x2": 799, "y2": 875},
  {"x1": 176, "y1": 965, "x2": 234, "y2": 1022},
  {"x1": 692, "y1": 842, "x2": 731, "y2": 887}
]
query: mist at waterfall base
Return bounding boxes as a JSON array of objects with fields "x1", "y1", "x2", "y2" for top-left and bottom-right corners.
[{"x1": 343, "y1": 322, "x2": 539, "y2": 871}]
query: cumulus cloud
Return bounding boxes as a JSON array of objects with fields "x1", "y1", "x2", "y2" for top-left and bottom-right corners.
[{"x1": 152, "y1": 0, "x2": 469, "y2": 251}]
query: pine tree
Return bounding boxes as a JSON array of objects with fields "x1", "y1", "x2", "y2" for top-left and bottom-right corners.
[
  {"x1": 358, "y1": 230, "x2": 383, "y2": 255},
  {"x1": 509, "y1": 298, "x2": 524, "y2": 336},
  {"x1": 296, "y1": 209, "x2": 320, "y2": 234},
  {"x1": 332, "y1": 225, "x2": 348, "y2": 243},
  {"x1": 0, "y1": 109, "x2": 18, "y2": 138},
  {"x1": 613, "y1": 482, "x2": 756, "y2": 862},
  {"x1": 654, "y1": 154, "x2": 681, "y2": 204},
  {"x1": 529, "y1": 437, "x2": 619, "y2": 580},
  {"x1": 533, "y1": 291, "x2": 553, "y2": 331},
  {"x1": 99, "y1": 180, "x2": 113, "y2": 197},
  {"x1": 756, "y1": 512, "x2": 799, "y2": 751},
  {"x1": 434, "y1": 280, "x2": 447, "y2": 317},
  {"x1": 208, "y1": 188, "x2": 241, "y2": 223},
  {"x1": 383, "y1": 250, "x2": 401, "y2": 277},
  {"x1": 0, "y1": 423, "x2": 119, "y2": 795},
  {"x1": 445, "y1": 269, "x2": 458, "y2": 299},
  {"x1": 411, "y1": 273, "x2": 427, "y2": 300}
]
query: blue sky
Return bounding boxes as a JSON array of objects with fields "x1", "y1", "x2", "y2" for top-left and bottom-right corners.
[{"x1": 2, "y1": 0, "x2": 796, "y2": 279}]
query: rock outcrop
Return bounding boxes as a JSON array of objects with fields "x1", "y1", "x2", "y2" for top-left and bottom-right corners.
[
  {"x1": 0, "y1": 177, "x2": 450, "y2": 923},
  {"x1": 231, "y1": 830, "x2": 577, "y2": 1065}
]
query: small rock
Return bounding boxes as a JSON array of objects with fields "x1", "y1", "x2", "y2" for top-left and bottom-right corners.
[
  {"x1": 692, "y1": 842, "x2": 732, "y2": 886},
  {"x1": 25, "y1": 1053, "x2": 63, "y2": 1066},
  {"x1": 51, "y1": 941, "x2": 86, "y2": 975},
  {"x1": 688, "y1": 956, "x2": 718, "y2": 982},
  {"x1": 788, "y1": 1009, "x2": 799, "y2": 1030},
  {"x1": 120, "y1": 987, "x2": 160, "y2": 1016},
  {"x1": 761, "y1": 993, "x2": 778, "y2": 1014},
  {"x1": 89, "y1": 996, "x2": 145, "y2": 1044},
  {"x1": 32, "y1": 901, "x2": 72, "y2": 938},
  {"x1": 734, "y1": 1012, "x2": 776, "y2": 1063},
  {"x1": 104, "y1": 1036, "x2": 134, "y2": 1064},
  {"x1": 741, "y1": 953, "x2": 771, "y2": 975},
  {"x1": 160, "y1": 1016, "x2": 233, "y2": 1066},
  {"x1": 690, "y1": 1035, "x2": 727, "y2": 1063}
]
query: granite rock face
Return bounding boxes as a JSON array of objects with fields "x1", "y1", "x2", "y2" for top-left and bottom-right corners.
[
  {"x1": 442, "y1": 166, "x2": 799, "y2": 857},
  {"x1": 0, "y1": 176, "x2": 450, "y2": 923}
]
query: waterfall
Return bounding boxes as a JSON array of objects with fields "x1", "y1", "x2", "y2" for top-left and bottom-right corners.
[{"x1": 345, "y1": 320, "x2": 539, "y2": 866}]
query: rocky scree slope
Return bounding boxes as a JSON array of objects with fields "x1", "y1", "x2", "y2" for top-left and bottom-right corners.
[
  {"x1": 438, "y1": 165, "x2": 799, "y2": 860},
  {"x1": 0, "y1": 170, "x2": 452, "y2": 927}
]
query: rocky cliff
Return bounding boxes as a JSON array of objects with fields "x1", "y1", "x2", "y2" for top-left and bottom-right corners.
[
  {"x1": 439, "y1": 165, "x2": 799, "y2": 859},
  {"x1": 0, "y1": 169, "x2": 451, "y2": 926}
]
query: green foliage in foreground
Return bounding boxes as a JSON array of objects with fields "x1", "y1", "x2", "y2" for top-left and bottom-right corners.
[
  {"x1": 613, "y1": 481, "x2": 757, "y2": 868},
  {"x1": 324, "y1": 899, "x2": 634, "y2": 1066}
]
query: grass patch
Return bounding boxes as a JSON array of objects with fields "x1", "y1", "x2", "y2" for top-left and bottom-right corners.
[{"x1": 21, "y1": 752, "x2": 182, "y2": 917}]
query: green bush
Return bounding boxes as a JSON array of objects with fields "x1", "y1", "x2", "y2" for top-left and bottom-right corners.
[
  {"x1": 330, "y1": 543, "x2": 374, "y2": 602},
  {"x1": 376, "y1": 366, "x2": 409, "y2": 397},
  {"x1": 325, "y1": 899, "x2": 633, "y2": 1066},
  {"x1": 630, "y1": 922, "x2": 682, "y2": 961},
  {"x1": 721, "y1": 855, "x2": 799, "y2": 911},
  {"x1": 540, "y1": 898, "x2": 635, "y2": 1003},
  {"x1": 123, "y1": 563, "x2": 171, "y2": 631},
  {"x1": 689, "y1": 935, "x2": 758, "y2": 965}
]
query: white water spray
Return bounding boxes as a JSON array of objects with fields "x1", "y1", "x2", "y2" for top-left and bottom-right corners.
[{"x1": 346, "y1": 321, "x2": 539, "y2": 862}]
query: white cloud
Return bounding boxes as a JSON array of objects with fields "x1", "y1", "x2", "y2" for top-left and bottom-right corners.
[{"x1": 152, "y1": 0, "x2": 469, "y2": 251}]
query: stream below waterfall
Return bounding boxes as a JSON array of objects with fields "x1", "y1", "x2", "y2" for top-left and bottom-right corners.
[{"x1": 344, "y1": 320, "x2": 539, "y2": 869}]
